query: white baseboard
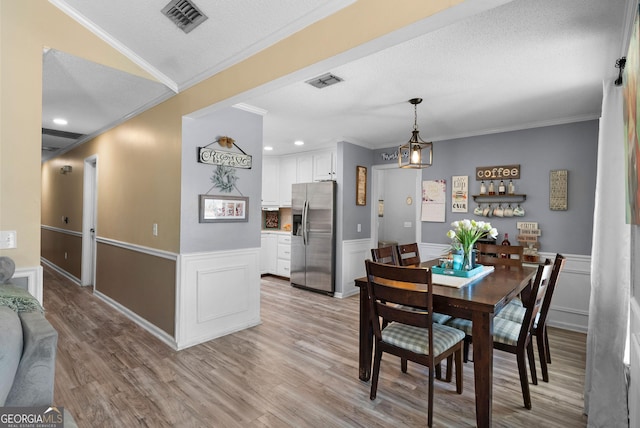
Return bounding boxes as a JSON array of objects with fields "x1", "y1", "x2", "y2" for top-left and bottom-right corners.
[
  {"x1": 94, "y1": 290, "x2": 178, "y2": 350},
  {"x1": 40, "y1": 257, "x2": 82, "y2": 286}
]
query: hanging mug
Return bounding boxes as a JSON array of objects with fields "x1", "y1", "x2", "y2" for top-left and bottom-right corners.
[
  {"x1": 504, "y1": 204, "x2": 514, "y2": 217},
  {"x1": 485, "y1": 204, "x2": 493, "y2": 217},
  {"x1": 474, "y1": 204, "x2": 483, "y2": 216},
  {"x1": 513, "y1": 204, "x2": 525, "y2": 217},
  {"x1": 494, "y1": 204, "x2": 504, "y2": 217}
]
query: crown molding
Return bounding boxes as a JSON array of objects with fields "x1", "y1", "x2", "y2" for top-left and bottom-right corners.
[{"x1": 49, "y1": 0, "x2": 179, "y2": 93}]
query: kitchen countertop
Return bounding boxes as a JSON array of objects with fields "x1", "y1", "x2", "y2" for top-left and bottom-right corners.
[{"x1": 261, "y1": 230, "x2": 291, "y2": 235}]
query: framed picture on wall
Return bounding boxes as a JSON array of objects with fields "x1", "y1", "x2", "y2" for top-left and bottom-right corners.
[
  {"x1": 356, "y1": 165, "x2": 367, "y2": 206},
  {"x1": 199, "y1": 195, "x2": 249, "y2": 223}
]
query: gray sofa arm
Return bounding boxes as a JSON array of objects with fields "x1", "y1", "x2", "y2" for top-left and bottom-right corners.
[{"x1": 5, "y1": 311, "x2": 58, "y2": 406}]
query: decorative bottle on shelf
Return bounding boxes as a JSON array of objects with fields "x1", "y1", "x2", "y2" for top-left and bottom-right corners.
[
  {"x1": 488, "y1": 180, "x2": 495, "y2": 195},
  {"x1": 480, "y1": 180, "x2": 487, "y2": 195},
  {"x1": 508, "y1": 179, "x2": 515, "y2": 195},
  {"x1": 498, "y1": 180, "x2": 506, "y2": 195},
  {"x1": 500, "y1": 233, "x2": 511, "y2": 258}
]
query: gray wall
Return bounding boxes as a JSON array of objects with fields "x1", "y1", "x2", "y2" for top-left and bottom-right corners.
[
  {"x1": 340, "y1": 142, "x2": 374, "y2": 240},
  {"x1": 180, "y1": 107, "x2": 263, "y2": 253},
  {"x1": 374, "y1": 120, "x2": 599, "y2": 255}
]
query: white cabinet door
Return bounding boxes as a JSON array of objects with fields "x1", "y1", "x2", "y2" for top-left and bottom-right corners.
[
  {"x1": 260, "y1": 233, "x2": 278, "y2": 274},
  {"x1": 297, "y1": 155, "x2": 313, "y2": 183},
  {"x1": 262, "y1": 157, "x2": 279, "y2": 206},
  {"x1": 279, "y1": 156, "x2": 297, "y2": 206},
  {"x1": 313, "y1": 150, "x2": 336, "y2": 181}
]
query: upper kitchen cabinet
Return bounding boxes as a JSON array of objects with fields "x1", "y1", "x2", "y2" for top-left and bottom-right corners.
[
  {"x1": 265, "y1": 148, "x2": 338, "y2": 207},
  {"x1": 262, "y1": 157, "x2": 279, "y2": 206},
  {"x1": 312, "y1": 150, "x2": 336, "y2": 181},
  {"x1": 279, "y1": 156, "x2": 297, "y2": 206},
  {"x1": 297, "y1": 155, "x2": 313, "y2": 183}
]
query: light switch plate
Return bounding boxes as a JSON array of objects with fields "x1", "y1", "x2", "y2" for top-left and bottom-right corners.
[{"x1": 0, "y1": 230, "x2": 17, "y2": 249}]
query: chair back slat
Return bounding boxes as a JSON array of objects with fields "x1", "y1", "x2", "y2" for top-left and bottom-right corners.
[
  {"x1": 395, "y1": 243, "x2": 421, "y2": 266},
  {"x1": 536, "y1": 254, "x2": 566, "y2": 329},
  {"x1": 365, "y1": 260, "x2": 433, "y2": 337},
  {"x1": 371, "y1": 246, "x2": 398, "y2": 265},
  {"x1": 476, "y1": 243, "x2": 523, "y2": 268},
  {"x1": 518, "y1": 260, "x2": 553, "y2": 345}
]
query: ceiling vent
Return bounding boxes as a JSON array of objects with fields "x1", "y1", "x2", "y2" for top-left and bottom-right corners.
[
  {"x1": 162, "y1": 0, "x2": 208, "y2": 34},
  {"x1": 306, "y1": 73, "x2": 344, "y2": 89}
]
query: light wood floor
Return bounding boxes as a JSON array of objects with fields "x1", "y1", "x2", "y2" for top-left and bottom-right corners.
[{"x1": 44, "y1": 266, "x2": 588, "y2": 427}]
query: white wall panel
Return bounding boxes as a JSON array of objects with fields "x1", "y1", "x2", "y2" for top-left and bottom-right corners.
[
  {"x1": 338, "y1": 239, "x2": 370, "y2": 298},
  {"x1": 176, "y1": 248, "x2": 261, "y2": 350}
]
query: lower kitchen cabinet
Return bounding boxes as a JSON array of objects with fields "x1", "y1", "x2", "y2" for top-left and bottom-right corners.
[
  {"x1": 260, "y1": 233, "x2": 277, "y2": 274},
  {"x1": 261, "y1": 232, "x2": 291, "y2": 277},
  {"x1": 276, "y1": 234, "x2": 291, "y2": 277}
]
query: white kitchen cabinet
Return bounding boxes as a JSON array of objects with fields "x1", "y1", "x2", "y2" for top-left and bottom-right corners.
[
  {"x1": 262, "y1": 157, "x2": 279, "y2": 206},
  {"x1": 276, "y1": 234, "x2": 291, "y2": 277},
  {"x1": 297, "y1": 155, "x2": 313, "y2": 183},
  {"x1": 260, "y1": 233, "x2": 277, "y2": 275},
  {"x1": 312, "y1": 149, "x2": 336, "y2": 181},
  {"x1": 279, "y1": 156, "x2": 297, "y2": 206}
]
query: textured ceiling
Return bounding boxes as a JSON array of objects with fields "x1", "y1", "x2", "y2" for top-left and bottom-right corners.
[
  {"x1": 42, "y1": 0, "x2": 633, "y2": 160},
  {"x1": 245, "y1": 0, "x2": 631, "y2": 154},
  {"x1": 52, "y1": 0, "x2": 355, "y2": 91}
]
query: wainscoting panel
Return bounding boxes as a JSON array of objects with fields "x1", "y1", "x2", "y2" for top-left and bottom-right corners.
[
  {"x1": 338, "y1": 239, "x2": 371, "y2": 299},
  {"x1": 12, "y1": 265, "x2": 43, "y2": 305},
  {"x1": 177, "y1": 248, "x2": 261, "y2": 350},
  {"x1": 630, "y1": 298, "x2": 640, "y2": 428}
]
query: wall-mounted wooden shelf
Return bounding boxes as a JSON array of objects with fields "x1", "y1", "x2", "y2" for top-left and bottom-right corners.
[{"x1": 472, "y1": 194, "x2": 527, "y2": 203}]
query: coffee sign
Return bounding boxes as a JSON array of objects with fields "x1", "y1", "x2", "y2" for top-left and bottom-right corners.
[{"x1": 475, "y1": 164, "x2": 520, "y2": 180}]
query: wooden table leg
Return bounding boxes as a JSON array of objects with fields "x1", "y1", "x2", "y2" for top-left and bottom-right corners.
[
  {"x1": 359, "y1": 285, "x2": 372, "y2": 381},
  {"x1": 472, "y1": 311, "x2": 493, "y2": 428}
]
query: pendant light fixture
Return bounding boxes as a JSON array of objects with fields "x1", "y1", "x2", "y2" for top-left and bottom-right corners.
[{"x1": 398, "y1": 98, "x2": 433, "y2": 168}]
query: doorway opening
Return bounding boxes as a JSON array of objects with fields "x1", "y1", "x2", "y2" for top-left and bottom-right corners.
[
  {"x1": 81, "y1": 155, "x2": 98, "y2": 287},
  {"x1": 370, "y1": 164, "x2": 421, "y2": 250}
]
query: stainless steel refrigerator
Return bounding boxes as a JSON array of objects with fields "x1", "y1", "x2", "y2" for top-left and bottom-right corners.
[{"x1": 291, "y1": 181, "x2": 336, "y2": 295}]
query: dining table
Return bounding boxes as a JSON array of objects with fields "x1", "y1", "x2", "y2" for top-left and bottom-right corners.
[{"x1": 354, "y1": 259, "x2": 537, "y2": 428}]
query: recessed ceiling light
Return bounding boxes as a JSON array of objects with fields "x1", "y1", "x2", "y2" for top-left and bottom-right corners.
[
  {"x1": 264, "y1": 146, "x2": 273, "y2": 151},
  {"x1": 53, "y1": 118, "x2": 68, "y2": 125},
  {"x1": 294, "y1": 140, "x2": 304, "y2": 146}
]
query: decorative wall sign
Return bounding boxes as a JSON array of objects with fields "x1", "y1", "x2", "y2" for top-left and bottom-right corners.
[
  {"x1": 475, "y1": 164, "x2": 520, "y2": 180},
  {"x1": 451, "y1": 175, "x2": 468, "y2": 213},
  {"x1": 421, "y1": 179, "x2": 446, "y2": 222},
  {"x1": 198, "y1": 147, "x2": 252, "y2": 169},
  {"x1": 549, "y1": 169, "x2": 568, "y2": 210},
  {"x1": 199, "y1": 195, "x2": 249, "y2": 223},
  {"x1": 356, "y1": 165, "x2": 367, "y2": 206}
]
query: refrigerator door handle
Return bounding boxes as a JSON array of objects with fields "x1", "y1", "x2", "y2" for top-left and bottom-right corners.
[{"x1": 303, "y1": 199, "x2": 309, "y2": 246}]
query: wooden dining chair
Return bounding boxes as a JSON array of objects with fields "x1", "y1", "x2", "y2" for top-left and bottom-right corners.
[
  {"x1": 496, "y1": 253, "x2": 566, "y2": 382},
  {"x1": 476, "y1": 243, "x2": 524, "y2": 268},
  {"x1": 371, "y1": 246, "x2": 398, "y2": 265},
  {"x1": 445, "y1": 261, "x2": 554, "y2": 409},
  {"x1": 395, "y1": 242, "x2": 421, "y2": 267},
  {"x1": 364, "y1": 260, "x2": 465, "y2": 427}
]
